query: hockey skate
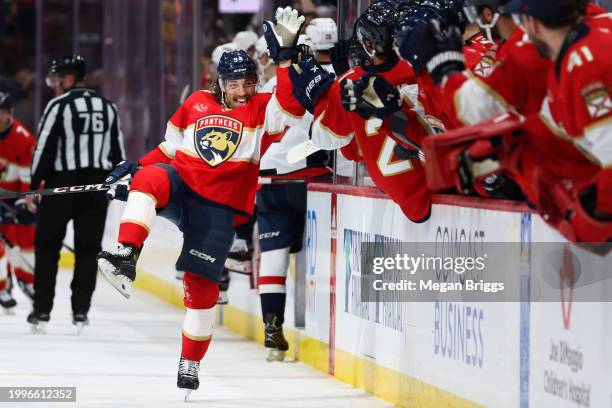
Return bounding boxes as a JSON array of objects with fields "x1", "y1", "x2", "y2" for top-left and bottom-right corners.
[
  {"x1": 0, "y1": 289, "x2": 17, "y2": 314},
  {"x1": 72, "y1": 313, "x2": 89, "y2": 335},
  {"x1": 264, "y1": 314, "x2": 289, "y2": 362},
  {"x1": 217, "y1": 268, "x2": 230, "y2": 305},
  {"x1": 224, "y1": 238, "x2": 253, "y2": 275},
  {"x1": 177, "y1": 356, "x2": 200, "y2": 401},
  {"x1": 96, "y1": 244, "x2": 139, "y2": 299},
  {"x1": 27, "y1": 311, "x2": 50, "y2": 334}
]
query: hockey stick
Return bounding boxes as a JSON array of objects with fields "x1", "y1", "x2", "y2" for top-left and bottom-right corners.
[
  {"x1": 286, "y1": 140, "x2": 323, "y2": 165},
  {"x1": 0, "y1": 232, "x2": 35, "y2": 272},
  {"x1": 258, "y1": 175, "x2": 333, "y2": 184},
  {"x1": 0, "y1": 183, "x2": 108, "y2": 201}
]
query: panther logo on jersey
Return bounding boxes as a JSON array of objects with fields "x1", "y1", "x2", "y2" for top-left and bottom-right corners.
[{"x1": 194, "y1": 114, "x2": 243, "y2": 166}]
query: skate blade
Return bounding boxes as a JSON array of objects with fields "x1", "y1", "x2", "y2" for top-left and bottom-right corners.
[
  {"x1": 98, "y1": 259, "x2": 132, "y2": 299},
  {"x1": 2, "y1": 307, "x2": 16, "y2": 315},
  {"x1": 30, "y1": 322, "x2": 47, "y2": 334},
  {"x1": 182, "y1": 389, "x2": 192, "y2": 402},
  {"x1": 74, "y1": 322, "x2": 87, "y2": 335},
  {"x1": 266, "y1": 348, "x2": 286, "y2": 362},
  {"x1": 224, "y1": 259, "x2": 252, "y2": 274},
  {"x1": 216, "y1": 292, "x2": 229, "y2": 305}
]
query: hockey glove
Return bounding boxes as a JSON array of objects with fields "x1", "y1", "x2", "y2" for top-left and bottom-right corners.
[
  {"x1": 14, "y1": 198, "x2": 37, "y2": 224},
  {"x1": 288, "y1": 60, "x2": 335, "y2": 114},
  {"x1": 329, "y1": 39, "x2": 351, "y2": 76},
  {"x1": 103, "y1": 160, "x2": 139, "y2": 201},
  {"x1": 341, "y1": 75, "x2": 402, "y2": 119},
  {"x1": 414, "y1": 20, "x2": 466, "y2": 85},
  {"x1": 262, "y1": 7, "x2": 305, "y2": 63}
]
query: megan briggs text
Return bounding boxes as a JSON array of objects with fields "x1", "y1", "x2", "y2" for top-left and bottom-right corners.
[{"x1": 373, "y1": 279, "x2": 505, "y2": 293}]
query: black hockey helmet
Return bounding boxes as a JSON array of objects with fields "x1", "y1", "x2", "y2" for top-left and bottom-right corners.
[
  {"x1": 217, "y1": 50, "x2": 258, "y2": 81},
  {"x1": 0, "y1": 90, "x2": 13, "y2": 112},
  {"x1": 393, "y1": 4, "x2": 444, "y2": 72},
  {"x1": 355, "y1": 0, "x2": 398, "y2": 57},
  {"x1": 440, "y1": 0, "x2": 468, "y2": 33},
  {"x1": 49, "y1": 54, "x2": 87, "y2": 82}
]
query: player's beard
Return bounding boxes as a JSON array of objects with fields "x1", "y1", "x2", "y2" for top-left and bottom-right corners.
[
  {"x1": 529, "y1": 34, "x2": 552, "y2": 59},
  {"x1": 225, "y1": 94, "x2": 249, "y2": 108}
]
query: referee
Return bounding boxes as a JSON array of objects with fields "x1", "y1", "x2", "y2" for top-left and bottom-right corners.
[{"x1": 27, "y1": 55, "x2": 126, "y2": 332}]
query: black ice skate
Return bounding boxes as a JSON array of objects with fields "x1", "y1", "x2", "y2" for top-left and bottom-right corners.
[
  {"x1": 217, "y1": 268, "x2": 230, "y2": 305},
  {"x1": 177, "y1": 356, "x2": 200, "y2": 401},
  {"x1": 0, "y1": 289, "x2": 17, "y2": 314},
  {"x1": 97, "y1": 244, "x2": 139, "y2": 299},
  {"x1": 224, "y1": 238, "x2": 253, "y2": 275},
  {"x1": 264, "y1": 314, "x2": 289, "y2": 362},
  {"x1": 27, "y1": 311, "x2": 50, "y2": 334},
  {"x1": 72, "y1": 313, "x2": 89, "y2": 335}
]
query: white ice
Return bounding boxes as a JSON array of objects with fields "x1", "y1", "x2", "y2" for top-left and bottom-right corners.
[{"x1": 0, "y1": 270, "x2": 391, "y2": 407}]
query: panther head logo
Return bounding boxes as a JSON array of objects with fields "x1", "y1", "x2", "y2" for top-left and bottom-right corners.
[
  {"x1": 194, "y1": 115, "x2": 243, "y2": 167},
  {"x1": 199, "y1": 129, "x2": 237, "y2": 164}
]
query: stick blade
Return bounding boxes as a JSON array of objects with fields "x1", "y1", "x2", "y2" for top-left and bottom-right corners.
[{"x1": 286, "y1": 140, "x2": 321, "y2": 165}]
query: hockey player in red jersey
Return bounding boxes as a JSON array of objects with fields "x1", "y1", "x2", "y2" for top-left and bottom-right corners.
[
  {"x1": 285, "y1": 2, "x2": 433, "y2": 223},
  {"x1": 502, "y1": 0, "x2": 612, "y2": 241},
  {"x1": 394, "y1": 1, "x2": 495, "y2": 133},
  {"x1": 415, "y1": 0, "x2": 612, "y2": 241},
  {"x1": 0, "y1": 90, "x2": 36, "y2": 311},
  {"x1": 380, "y1": 0, "x2": 550, "y2": 198},
  {"x1": 96, "y1": 8, "x2": 306, "y2": 399},
  {"x1": 399, "y1": 0, "x2": 550, "y2": 128}
]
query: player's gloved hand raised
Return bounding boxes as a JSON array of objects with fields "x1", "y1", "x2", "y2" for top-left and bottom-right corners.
[
  {"x1": 407, "y1": 19, "x2": 465, "y2": 85},
  {"x1": 288, "y1": 60, "x2": 334, "y2": 114},
  {"x1": 104, "y1": 160, "x2": 139, "y2": 201},
  {"x1": 329, "y1": 39, "x2": 351, "y2": 76},
  {"x1": 263, "y1": 7, "x2": 305, "y2": 63},
  {"x1": 341, "y1": 75, "x2": 402, "y2": 119}
]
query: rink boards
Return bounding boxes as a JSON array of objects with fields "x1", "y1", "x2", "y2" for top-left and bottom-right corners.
[{"x1": 60, "y1": 185, "x2": 612, "y2": 408}]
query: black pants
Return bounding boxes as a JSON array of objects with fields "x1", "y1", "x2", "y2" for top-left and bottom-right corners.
[{"x1": 33, "y1": 170, "x2": 109, "y2": 315}]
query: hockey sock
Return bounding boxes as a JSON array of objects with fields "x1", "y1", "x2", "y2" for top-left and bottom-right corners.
[
  {"x1": 258, "y1": 248, "x2": 290, "y2": 324},
  {"x1": 261, "y1": 293, "x2": 286, "y2": 325},
  {"x1": 181, "y1": 272, "x2": 219, "y2": 361},
  {"x1": 118, "y1": 166, "x2": 171, "y2": 248}
]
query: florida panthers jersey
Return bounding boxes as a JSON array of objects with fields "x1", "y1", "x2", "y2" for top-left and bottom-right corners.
[
  {"x1": 438, "y1": 26, "x2": 551, "y2": 127},
  {"x1": 303, "y1": 59, "x2": 433, "y2": 222},
  {"x1": 0, "y1": 118, "x2": 35, "y2": 192},
  {"x1": 258, "y1": 75, "x2": 331, "y2": 179},
  {"x1": 534, "y1": 24, "x2": 612, "y2": 214},
  {"x1": 138, "y1": 67, "x2": 304, "y2": 218}
]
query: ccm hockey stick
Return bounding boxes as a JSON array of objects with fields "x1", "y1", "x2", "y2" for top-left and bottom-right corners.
[{"x1": 0, "y1": 183, "x2": 108, "y2": 201}]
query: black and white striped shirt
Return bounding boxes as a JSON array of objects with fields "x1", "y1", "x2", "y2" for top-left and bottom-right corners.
[{"x1": 31, "y1": 88, "x2": 126, "y2": 189}]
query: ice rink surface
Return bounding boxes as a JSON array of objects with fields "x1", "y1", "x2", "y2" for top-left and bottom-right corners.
[{"x1": 0, "y1": 270, "x2": 391, "y2": 407}]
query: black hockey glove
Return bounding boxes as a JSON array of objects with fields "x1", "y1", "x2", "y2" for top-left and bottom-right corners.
[
  {"x1": 329, "y1": 39, "x2": 351, "y2": 76},
  {"x1": 104, "y1": 160, "x2": 139, "y2": 201},
  {"x1": 262, "y1": 7, "x2": 305, "y2": 63},
  {"x1": 401, "y1": 19, "x2": 465, "y2": 84},
  {"x1": 341, "y1": 75, "x2": 402, "y2": 119},
  {"x1": 13, "y1": 199, "x2": 37, "y2": 224},
  {"x1": 288, "y1": 60, "x2": 335, "y2": 114}
]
